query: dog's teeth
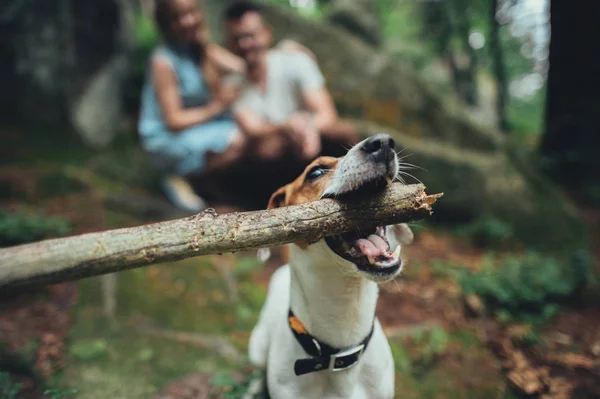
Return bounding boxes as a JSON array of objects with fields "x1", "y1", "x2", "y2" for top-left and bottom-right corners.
[
  {"x1": 385, "y1": 175, "x2": 393, "y2": 185},
  {"x1": 367, "y1": 256, "x2": 377, "y2": 265},
  {"x1": 391, "y1": 245, "x2": 401, "y2": 260}
]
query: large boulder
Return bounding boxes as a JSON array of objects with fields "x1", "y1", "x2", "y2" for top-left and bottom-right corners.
[{"x1": 325, "y1": 0, "x2": 381, "y2": 47}]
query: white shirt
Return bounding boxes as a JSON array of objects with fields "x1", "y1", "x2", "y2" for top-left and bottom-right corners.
[{"x1": 232, "y1": 50, "x2": 325, "y2": 123}]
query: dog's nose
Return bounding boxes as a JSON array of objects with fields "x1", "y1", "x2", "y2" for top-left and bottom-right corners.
[{"x1": 361, "y1": 134, "x2": 395, "y2": 155}]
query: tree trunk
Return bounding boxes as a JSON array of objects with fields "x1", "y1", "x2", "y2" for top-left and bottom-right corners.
[
  {"x1": 453, "y1": 0, "x2": 479, "y2": 106},
  {"x1": 489, "y1": 0, "x2": 508, "y2": 131},
  {"x1": 539, "y1": 0, "x2": 600, "y2": 204},
  {"x1": 422, "y1": 0, "x2": 479, "y2": 106},
  {"x1": 12, "y1": 0, "x2": 71, "y2": 129}
]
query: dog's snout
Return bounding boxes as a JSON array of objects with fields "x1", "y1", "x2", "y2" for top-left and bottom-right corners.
[
  {"x1": 360, "y1": 134, "x2": 396, "y2": 165},
  {"x1": 361, "y1": 134, "x2": 395, "y2": 154}
]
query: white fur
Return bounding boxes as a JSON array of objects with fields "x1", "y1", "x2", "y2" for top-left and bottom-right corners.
[{"x1": 249, "y1": 135, "x2": 412, "y2": 398}]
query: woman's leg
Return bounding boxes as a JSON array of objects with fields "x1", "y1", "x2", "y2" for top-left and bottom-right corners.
[{"x1": 202, "y1": 130, "x2": 248, "y2": 173}]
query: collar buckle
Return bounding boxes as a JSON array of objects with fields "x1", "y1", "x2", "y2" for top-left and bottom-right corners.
[{"x1": 329, "y1": 343, "x2": 365, "y2": 371}]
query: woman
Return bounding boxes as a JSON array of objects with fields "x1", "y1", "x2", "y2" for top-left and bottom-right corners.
[{"x1": 138, "y1": 0, "x2": 246, "y2": 212}]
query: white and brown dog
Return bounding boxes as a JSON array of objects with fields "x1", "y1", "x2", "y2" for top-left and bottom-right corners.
[{"x1": 250, "y1": 134, "x2": 414, "y2": 399}]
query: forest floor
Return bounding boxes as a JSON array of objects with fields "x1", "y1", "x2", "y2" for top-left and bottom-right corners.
[{"x1": 1, "y1": 129, "x2": 599, "y2": 399}]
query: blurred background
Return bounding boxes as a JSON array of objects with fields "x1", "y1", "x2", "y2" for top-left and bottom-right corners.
[{"x1": 1, "y1": 0, "x2": 599, "y2": 398}]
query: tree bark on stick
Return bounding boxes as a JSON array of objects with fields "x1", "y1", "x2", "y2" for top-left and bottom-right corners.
[{"x1": 0, "y1": 183, "x2": 441, "y2": 290}]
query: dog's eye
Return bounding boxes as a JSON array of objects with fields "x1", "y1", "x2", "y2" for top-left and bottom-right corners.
[{"x1": 305, "y1": 166, "x2": 329, "y2": 182}]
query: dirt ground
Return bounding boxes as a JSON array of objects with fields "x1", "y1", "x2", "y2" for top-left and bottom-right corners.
[{"x1": 1, "y1": 159, "x2": 599, "y2": 398}]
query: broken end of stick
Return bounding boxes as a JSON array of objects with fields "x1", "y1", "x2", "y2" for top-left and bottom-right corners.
[
  {"x1": 425, "y1": 192, "x2": 444, "y2": 205},
  {"x1": 414, "y1": 186, "x2": 443, "y2": 215}
]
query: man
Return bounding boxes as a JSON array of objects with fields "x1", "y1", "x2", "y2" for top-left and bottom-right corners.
[{"x1": 223, "y1": 1, "x2": 360, "y2": 162}]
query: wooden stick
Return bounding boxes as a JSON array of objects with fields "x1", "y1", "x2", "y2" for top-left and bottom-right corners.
[{"x1": 0, "y1": 183, "x2": 442, "y2": 290}]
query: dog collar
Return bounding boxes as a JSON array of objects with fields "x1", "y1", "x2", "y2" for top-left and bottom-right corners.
[{"x1": 288, "y1": 309, "x2": 375, "y2": 376}]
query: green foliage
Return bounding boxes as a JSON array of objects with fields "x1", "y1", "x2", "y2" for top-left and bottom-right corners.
[
  {"x1": 0, "y1": 372, "x2": 21, "y2": 399},
  {"x1": 459, "y1": 251, "x2": 592, "y2": 323},
  {"x1": 134, "y1": 13, "x2": 160, "y2": 52},
  {"x1": 390, "y1": 326, "x2": 450, "y2": 378},
  {"x1": 233, "y1": 256, "x2": 264, "y2": 277},
  {"x1": 459, "y1": 214, "x2": 514, "y2": 248},
  {"x1": 409, "y1": 326, "x2": 450, "y2": 377},
  {"x1": 124, "y1": 12, "x2": 161, "y2": 114},
  {"x1": 131, "y1": 12, "x2": 160, "y2": 76},
  {"x1": 507, "y1": 87, "x2": 546, "y2": 139},
  {"x1": 0, "y1": 209, "x2": 70, "y2": 247}
]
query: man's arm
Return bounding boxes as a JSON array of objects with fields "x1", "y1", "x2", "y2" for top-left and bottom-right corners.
[
  {"x1": 302, "y1": 88, "x2": 338, "y2": 131},
  {"x1": 292, "y1": 52, "x2": 338, "y2": 130},
  {"x1": 234, "y1": 108, "x2": 287, "y2": 139}
]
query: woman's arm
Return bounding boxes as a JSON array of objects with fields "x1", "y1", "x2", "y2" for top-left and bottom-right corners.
[{"x1": 152, "y1": 57, "x2": 225, "y2": 132}]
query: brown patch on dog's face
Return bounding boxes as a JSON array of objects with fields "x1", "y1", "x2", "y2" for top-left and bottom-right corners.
[{"x1": 268, "y1": 156, "x2": 339, "y2": 248}]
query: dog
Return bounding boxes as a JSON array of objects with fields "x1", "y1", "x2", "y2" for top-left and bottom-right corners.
[{"x1": 248, "y1": 133, "x2": 414, "y2": 399}]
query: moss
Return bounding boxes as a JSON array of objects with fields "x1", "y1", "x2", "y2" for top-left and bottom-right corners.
[
  {"x1": 57, "y1": 252, "x2": 267, "y2": 398},
  {"x1": 389, "y1": 328, "x2": 509, "y2": 398}
]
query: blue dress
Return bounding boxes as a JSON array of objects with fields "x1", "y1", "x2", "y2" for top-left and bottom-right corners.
[{"x1": 138, "y1": 43, "x2": 238, "y2": 176}]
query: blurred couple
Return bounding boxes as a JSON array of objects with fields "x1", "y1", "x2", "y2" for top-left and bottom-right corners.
[{"x1": 138, "y1": 0, "x2": 359, "y2": 212}]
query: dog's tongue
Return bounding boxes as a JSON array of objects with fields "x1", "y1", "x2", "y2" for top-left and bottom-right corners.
[{"x1": 354, "y1": 234, "x2": 389, "y2": 257}]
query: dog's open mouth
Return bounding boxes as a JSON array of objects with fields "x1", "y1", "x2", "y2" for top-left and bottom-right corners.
[
  {"x1": 325, "y1": 226, "x2": 401, "y2": 276},
  {"x1": 321, "y1": 156, "x2": 401, "y2": 276}
]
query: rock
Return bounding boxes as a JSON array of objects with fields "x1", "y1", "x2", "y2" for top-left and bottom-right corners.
[
  {"x1": 547, "y1": 332, "x2": 573, "y2": 347},
  {"x1": 326, "y1": 0, "x2": 381, "y2": 47},
  {"x1": 71, "y1": 57, "x2": 128, "y2": 148},
  {"x1": 592, "y1": 342, "x2": 600, "y2": 357}
]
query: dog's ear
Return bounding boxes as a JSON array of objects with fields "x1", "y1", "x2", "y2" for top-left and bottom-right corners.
[
  {"x1": 267, "y1": 186, "x2": 287, "y2": 209},
  {"x1": 393, "y1": 223, "x2": 414, "y2": 245}
]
